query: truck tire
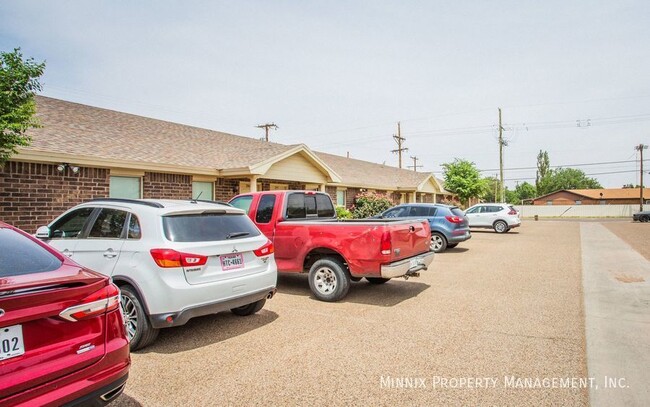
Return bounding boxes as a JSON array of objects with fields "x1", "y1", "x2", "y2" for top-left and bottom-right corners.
[
  {"x1": 308, "y1": 257, "x2": 351, "y2": 302},
  {"x1": 231, "y1": 299, "x2": 266, "y2": 316},
  {"x1": 366, "y1": 277, "x2": 391, "y2": 284},
  {"x1": 120, "y1": 285, "x2": 159, "y2": 351}
]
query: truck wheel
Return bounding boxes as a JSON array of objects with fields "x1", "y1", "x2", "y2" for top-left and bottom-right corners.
[
  {"x1": 231, "y1": 299, "x2": 266, "y2": 316},
  {"x1": 308, "y1": 257, "x2": 351, "y2": 302},
  {"x1": 430, "y1": 233, "x2": 447, "y2": 253},
  {"x1": 641, "y1": 215, "x2": 649, "y2": 223},
  {"x1": 120, "y1": 285, "x2": 159, "y2": 351},
  {"x1": 366, "y1": 277, "x2": 391, "y2": 284}
]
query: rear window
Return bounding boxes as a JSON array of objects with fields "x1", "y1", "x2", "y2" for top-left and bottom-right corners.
[
  {"x1": 162, "y1": 212, "x2": 261, "y2": 242},
  {"x1": 0, "y1": 228, "x2": 62, "y2": 277},
  {"x1": 451, "y1": 208, "x2": 465, "y2": 217},
  {"x1": 286, "y1": 193, "x2": 335, "y2": 219}
]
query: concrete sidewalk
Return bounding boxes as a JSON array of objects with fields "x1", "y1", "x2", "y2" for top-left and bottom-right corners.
[{"x1": 581, "y1": 223, "x2": 650, "y2": 407}]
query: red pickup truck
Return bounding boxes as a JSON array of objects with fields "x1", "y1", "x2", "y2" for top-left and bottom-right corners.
[{"x1": 230, "y1": 191, "x2": 434, "y2": 301}]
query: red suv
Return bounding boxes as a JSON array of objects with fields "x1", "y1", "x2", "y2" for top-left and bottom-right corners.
[{"x1": 0, "y1": 222, "x2": 130, "y2": 406}]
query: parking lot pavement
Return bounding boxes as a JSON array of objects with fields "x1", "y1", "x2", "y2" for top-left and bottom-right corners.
[{"x1": 114, "y1": 222, "x2": 589, "y2": 407}]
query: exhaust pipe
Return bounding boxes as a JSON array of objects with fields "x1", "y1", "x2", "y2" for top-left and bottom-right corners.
[
  {"x1": 267, "y1": 288, "x2": 277, "y2": 299},
  {"x1": 100, "y1": 383, "x2": 126, "y2": 402}
]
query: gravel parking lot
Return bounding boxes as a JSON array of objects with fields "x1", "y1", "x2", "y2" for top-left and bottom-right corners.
[{"x1": 115, "y1": 221, "x2": 595, "y2": 406}]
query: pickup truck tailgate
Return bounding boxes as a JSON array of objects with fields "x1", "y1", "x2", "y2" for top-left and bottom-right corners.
[{"x1": 388, "y1": 219, "x2": 431, "y2": 261}]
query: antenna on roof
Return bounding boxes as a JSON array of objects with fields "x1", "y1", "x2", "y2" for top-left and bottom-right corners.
[{"x1": 191, "y1": 191, "x2": 203, "y2": 204}]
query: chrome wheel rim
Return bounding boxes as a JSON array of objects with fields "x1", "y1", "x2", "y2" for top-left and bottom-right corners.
[
  {"x1": 314, "y1": 267, "x2": 337, "y2": 295},
  {"x1": 121, "y1": 295, "x2": 138, "y2": 341},
  {"x1": 495, "y1": 222, "x2": 506, "y2": 232},
  {"x1": 430, "y1": 235, "x2": 443, "y2": 251}
]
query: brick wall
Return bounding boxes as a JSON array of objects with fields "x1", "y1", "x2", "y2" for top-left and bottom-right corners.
[
  {"x1": 143, "y1": 172, "x2": 191, "y2": 200},
  {"x1": 0, "y1": 162, "x2": 110, "y2": 233}
]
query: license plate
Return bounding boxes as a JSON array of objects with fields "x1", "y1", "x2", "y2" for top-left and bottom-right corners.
[
  {"x1": 220, "y1": 253, "x2": 245, "y2": 271},
  {"x1": 0, "y1": 325, "x2": 25, "y2": 361}
]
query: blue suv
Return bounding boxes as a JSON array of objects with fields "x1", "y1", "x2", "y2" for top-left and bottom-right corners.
[{"x1": 375, "y1": 203, "x2": 471, "y2": 252}]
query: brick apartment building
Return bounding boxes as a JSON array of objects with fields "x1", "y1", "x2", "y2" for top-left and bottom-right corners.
[
  {"x1": 0, "y1": 97, "x2": 455, "y2": 232},
  {"x1": 531, "y1": 188, "x2": 650, "y2": 205}
]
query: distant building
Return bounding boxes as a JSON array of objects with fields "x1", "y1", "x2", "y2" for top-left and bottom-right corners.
[{"x1": 531, "y1": 188, "x2": 650, "y2": 206}]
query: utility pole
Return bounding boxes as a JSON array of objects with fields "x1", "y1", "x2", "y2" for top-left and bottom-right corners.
[
  {"x1": 498, "y1": 108, "x2": 506, "y2": 203},
  {"x1": 391, "y1": 121, "x2": 408, "y2": 168},
  {"x1": 636, "y1": 143, "x2": 648, "y2": 211},
  {"x1": 408, "y1": 156, "x2": 423, "y2": 172},
  {"x1": 256, "y1": 123, "x2": 278, "y2": 142}
]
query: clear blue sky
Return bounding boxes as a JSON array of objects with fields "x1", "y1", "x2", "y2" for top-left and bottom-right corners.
[{"x1": 2, "y1": 1, "x2": 649, "y2": 187}]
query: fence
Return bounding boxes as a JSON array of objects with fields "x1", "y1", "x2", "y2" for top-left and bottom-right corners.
[{"x1": 513, "y1": 204, "x2": 637, "y2": 218}]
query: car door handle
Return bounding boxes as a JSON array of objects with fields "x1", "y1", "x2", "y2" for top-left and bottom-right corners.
[
  {"x1": 61, "y1": 248, "x2": 73, "y2": 258},
  {"x1": 103, "y1": 249, "x2": 118, "y2": 258}
]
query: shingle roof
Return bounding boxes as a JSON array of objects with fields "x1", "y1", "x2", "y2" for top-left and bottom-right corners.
[
  {"x1": 315, "y1": 151, "x2": 446, "y2": 191},
  {"x1": 23, "y1": 96, "x2": 450, "y2": 192},
  {"x1": 533, "y1": 188, "x2": 650, "y2": 201},
  {"x1": 570, "y1": 188, "x2": 650, "y2": 200},
  {"x1": 27, "y1": 96, "x2": 296, "y2": 170}
]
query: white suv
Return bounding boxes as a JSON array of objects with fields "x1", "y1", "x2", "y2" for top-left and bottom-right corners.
[
  {"x1": 36, "y1": 198, "x2": 277, "y2": 350},
  {"x1": 464, "y1": 203, "x2": 521, "y2": 233}
]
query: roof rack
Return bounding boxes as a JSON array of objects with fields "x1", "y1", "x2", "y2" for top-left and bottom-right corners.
[
  {"x1": 190, "y1": 199, "x2": 233, "y2": 207},
  {"x1": 88, "y1": 198, "x2": 165, "y2": 208}
]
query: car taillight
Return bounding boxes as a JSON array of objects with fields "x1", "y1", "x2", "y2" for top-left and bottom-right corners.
[
  {"x1": 508, "y1": 209, "x2": 517, "y2": 215},
  {"x1": 150, "y1": 249, "x2": 208, "y2": 268},
  {"x1": 380, "y1": 231, "x2": 391, "y2": 255},
  {"x1": 445, "y1": 216, "x2": 463, "y2": 224},
  {"x1": 59, "y1": 283, "x2": 120, "y2": 322},
  {"x1": 254, "y1": 240, "x2": 274, "y2": 257}
]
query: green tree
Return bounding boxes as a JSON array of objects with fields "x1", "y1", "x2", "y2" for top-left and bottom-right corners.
[
  {"x1": 1, "y1": 48, "x2": 45, "y2": 164},
  {"x1": 481, "y1": 176, "x2": 501, "y2": 202},
  {"x1": 536, "y1": 150, "x2": 550, "y2": 190},
  {"x1": 351, "y1": 191, "x2": 394, "y2": 219},
  {"x1": 505, "y1": 188, "x2": 520, "y2": 205},
  {"x1": 515, "y1": 181, "x2": 537, "y2": 201},
  {"x1": 442, "y1": 158, "x2": 488, "y2": 206},
  {"x1": 537, "y1": 168, "x2": 602, "y2": 195}
]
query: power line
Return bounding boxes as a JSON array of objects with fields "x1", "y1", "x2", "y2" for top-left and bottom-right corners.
[
  {"x1": 255, "y1": 123, "x2": 278, "y2": 142},
  {"x1": 391, "y1": 122, "x2": 408, "y2": 168},
  {"x1": 504, "y1": 169, "x2": 640, "y2": 181},
  {"x1": 479, "y1": 159, "x2": 649, "y2": 172},
  {"x1": 408, "y1": 156, "x2": 423, "y2": 172}
]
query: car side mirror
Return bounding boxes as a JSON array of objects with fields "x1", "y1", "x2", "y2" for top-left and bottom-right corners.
[{"x1": 35, "y1": 226, "x2": 51, "y2": 239}]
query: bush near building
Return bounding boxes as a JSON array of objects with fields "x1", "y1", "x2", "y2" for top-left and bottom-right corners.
[{"x1": 351, "y1": 191, "x2": 395, "y2": 219}]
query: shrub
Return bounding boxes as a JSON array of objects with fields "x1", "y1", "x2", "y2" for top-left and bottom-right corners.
[
  {"x1": 335, "y1": 206, "x2": 353, "y2": 219},
  {"x1": 351, "y1": 192, "x2": 394, "y2": 219}
]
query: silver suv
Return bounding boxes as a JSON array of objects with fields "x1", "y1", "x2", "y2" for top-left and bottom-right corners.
[
  {"x1": 36, "y1": 198, "x2": 277, "y2": 350},
  {"x1": 464, "y1": 203, "x2": 521, "y2": 233}
]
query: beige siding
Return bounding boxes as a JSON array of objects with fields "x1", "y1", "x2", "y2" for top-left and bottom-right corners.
[
  {"x1": 264, "y1": 153, "x2": 328, "y2": 183},
  {"x1": 419, "y1": 179, "x2": 439, "y2": 193}
]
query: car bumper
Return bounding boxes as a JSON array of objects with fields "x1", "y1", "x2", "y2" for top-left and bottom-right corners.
[
  {"x1": 448, "y1": 230, "x2": 472, "y2": 243},
  {"x1": 381, "y1": 251, "x2": 435, "y2": 279},
  {"x1": 3, "y1": 344, "x2": 130, "y2": 407},
  {"x1": 150, "y1": 287, "x2": 276, "y2": 329}
]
